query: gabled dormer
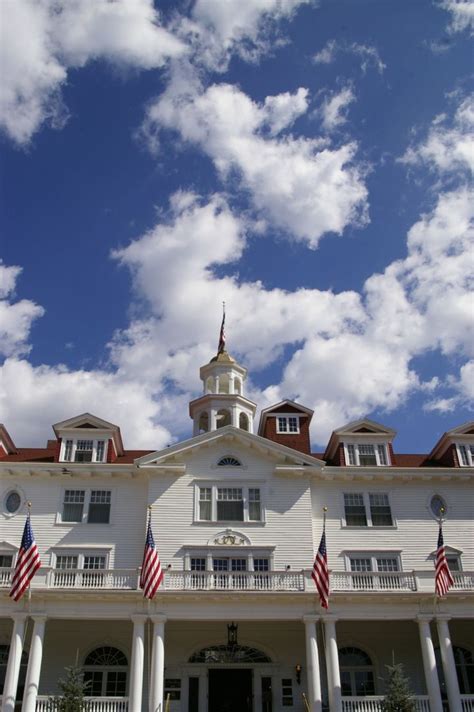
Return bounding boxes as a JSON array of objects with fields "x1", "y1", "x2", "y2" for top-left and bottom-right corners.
[
  {"x1": 0, "y1": 424, "x2": 18, "y2": 459},
  {"x1": 324, "y1": 418, "x2": 396, "y2": 466},
  {"x1": 52, "y1": 413, "x2": 124, "y2": 464},
  {"x1": 258, "y1": 400, "x2": 314, "y2": 454},
  {"x1": 429, "y1": 421, "x2": 474, "y2": 467}
]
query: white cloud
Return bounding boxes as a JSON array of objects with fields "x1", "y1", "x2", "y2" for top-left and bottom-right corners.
[
  {"x1": 441, "y1": 0, "x2": 474, "y2": 35},
  {"x1": 0, "y1": 0, "x2": 185, "y2": 145},
  {"x1": 318, "y1": 85, "x2": 356, "y2": 132},
  {"x1": 401, "y1": 94, "x2": 474, "y2": 175},
  {"x1": 313, "y1": 40, "x2": 386, "y2": 74},
  {"x1": 0, "y1": 263, "x2": 44, "y2": 358},
  {"x1": 142, "y1": 75, "x2": 368, "y2": 246}
]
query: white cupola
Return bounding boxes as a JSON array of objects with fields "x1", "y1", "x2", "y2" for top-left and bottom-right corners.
[{"x1": 189, "y1": 350, "x2": 257, "y2": 436}]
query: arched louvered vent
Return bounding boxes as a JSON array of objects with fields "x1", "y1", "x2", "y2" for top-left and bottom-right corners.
[
  {"x1": 217, "y1": 457, "x2": 242, "y2": 467},
  {"x1": 84, "y1": 646, "x2": 128, "y2": 666},
  {"x1": 189, "y1": 645, "x2": 271, "y2": 663}
]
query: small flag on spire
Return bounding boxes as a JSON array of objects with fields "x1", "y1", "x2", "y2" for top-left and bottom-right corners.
[
  {"x1": 140, "y1": 509, "x2": 163, "y2": 599},
  {"x1": 435, "y1": 521, "x2": 454, "y2": 597},
  {"x1": 217, "y1": 303, "x2": 226, "y2": 354},
  {"x1": 10, "y1": 509, "x2": 41, "y2": 602},
  {"x1": 312, "y1": 509, "x2": 330, "y2": 609}
]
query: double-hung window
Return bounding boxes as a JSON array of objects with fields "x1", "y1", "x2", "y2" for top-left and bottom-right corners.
[
  {"x1": 277, "y1": 416, "x2": 299, "y2": 434},
  {"x1": 345, "y1": 443, "x2": 389, "y2": 466},
  {"x1": 54, "y1": 552, "x2": 107, "y2": 587},
  {"x1": 61, "y1": 489, "x2": 111, "y2": 524},
  {"x1": 61, "y1": 438, "x2": 107, "y2": 463},
  {"x1": 196, "y1": 485, "x2": 264, "y2": 522},
  {"x1": 457, "y1": 444, "x2": 474, "y2": 466},
  {"x1": 343, "y1": 493, "x2": 394, "y2": 527},
  {"x1": 348, "y1": 554, "x2": 401, "y2": 590}
]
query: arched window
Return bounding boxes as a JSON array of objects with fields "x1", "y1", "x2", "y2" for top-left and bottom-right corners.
[
  {"x1": 339, "y1": 647, "x2": 375, "y2": 696},
  {"x1": 436, "y1": 646, "x2": 474, "y2": 696},
  {"x1": 83, "y1": 646, "x2": 128, "y2": 697},
  {"x1": 239, "y1": 413, "x2": 250, "y2": 431},
  {"x1": 199, "y1": 412, "x2": 209, "y2": 433},
  {"x1": 0, "y1": 644, "x2": 28, "y2": 697},
  {"x1": 189, "y1": 645, "x2": 271, "y2": 663},
  {"x1": 217, "y1": 457, "x2": 241, "y2": 467},
  {"x1": 216, "y1": 409, "x2": 231, "y2": 428}
]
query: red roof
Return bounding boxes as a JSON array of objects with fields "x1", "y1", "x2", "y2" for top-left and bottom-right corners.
[{"x1": 0, "y1": 448, "x2": 153, "y2": 464}]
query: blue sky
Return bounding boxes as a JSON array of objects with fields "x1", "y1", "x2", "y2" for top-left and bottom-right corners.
[{"x1": 0, "y1": 0, "x2": 472, "y2": 452}]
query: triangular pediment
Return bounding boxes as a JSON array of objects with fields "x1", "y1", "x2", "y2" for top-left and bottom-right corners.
[
  {"x1": 135, "y1": 425, "x2": 324, "y2": 471},
  {"x1": 334, "y1": 418, "x2": 396, "y2": 437},
  {"x1": 430, "y1": 420, "x2": 474, "y2": 459}
]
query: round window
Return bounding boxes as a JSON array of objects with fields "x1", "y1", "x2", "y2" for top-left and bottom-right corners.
[
  {"x1": 430, "y1": 494, "x2": 447, "y2": 519},
  {"x1": 5, "y1": 491, "x2": 21, "y2": 514}
]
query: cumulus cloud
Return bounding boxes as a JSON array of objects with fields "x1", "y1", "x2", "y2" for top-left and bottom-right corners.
[
  {"x1": 401, "y1": 93, "x2": 474, "y2": 176},
  {"x1": 313, "y1": 40, "x2": 386, "y2": 74},
  {"x1": 178, "y1": 0, "x2": 312, "y2": 71},
  {"x1": 0, "y1": 263, "x2": 44, "y2": 358},
  {"x1": 0, "y1": 0, "x2": 185, "y2": 145},
  {"x1": 141, "y1": 74, "x2": 368, "y2": 246},
  {"x1": 441, "y1": 0, "x2": 474, "y2": 35},
  {"x1": 318, "y1": 85, "x2": 356, "y2": 132}
]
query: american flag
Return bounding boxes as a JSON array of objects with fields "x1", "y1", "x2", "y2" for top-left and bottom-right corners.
[
  {"x1": 312, "y1": 528, "x2": 329, "y2": 609},
  {"x1": 10, "y1": 513, "x2": 41, "y2": 602},
  {"x1": 217, "y1": 309, "x2": 226, "y2": 354},
  {"x1": 435, "y1": 524, "x2": 454, "y2": 597},
  {"x1": 140, "y1": 514, "x2": 163, "y2": 599}
]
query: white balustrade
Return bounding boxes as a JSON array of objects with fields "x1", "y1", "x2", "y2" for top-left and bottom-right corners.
[
  {"x1": 462, "y1": 695, "x2": 474, "y2": 711},
  {"x1": 341, "y1": 697, "x2": 430, "y2": 712},
  {"x1": 36, "y1": 697, "x2": 129, "y2": 711},
  {"x1": 0, "y1": 567, "x2": 12, "y2": 585},
  {"x1": 330, "y1": 571, "x2": 417, "y2": 592},
  {"x1": 164, "y1": 570, "x2": 305, "y2": 592},
  {"x1": 452, "y1": 572, "x2": 474, "y2": 591}
]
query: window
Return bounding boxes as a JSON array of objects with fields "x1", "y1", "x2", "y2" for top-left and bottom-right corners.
[
  {"x1": 0, "y1": 644, "x2": 28, "y2": 697},
  {"x1": 60, "y1": 489, "x2": 111, "y2": 524},
  {"x1": 61, "y1": 438, "x2": 107, "y2": 463},
  {"x1": 4, "y1": 490, "x2": 22, "y2": 515},
  {"x1": 436, "y1": 646, "x2": 474, "y2": 697},
  {"x1": 0, "y1": 554, "x2": 13, "y2": 568},
  {"x1": 277, "y1": 416, "x2": 299, "y2": 434},
  {"x1": 457, "y1": 444, "x2": 474, "y2": 467},
  {"x1": 430, "y1": 494, "x2": 447, "y2": 519},
  {"x1": 164, "y1": 679, "x2": 181, "y2": 701},
  {"x1": 339, "y1": 647, "x2": 375, "y2": 696},
  {"x1": 217, "y1": 457, "x2": 241, "y2": 467},
  {"x1": 282, "y1": 678, "x2": 294, "y2": 706},
  {"x1": 196, "y1": 485, "x2": 263, "y2": 522},
  {"x1": 446, "y1": 554, "x2": 461, "y2": 572},
  {"x1": 343, "y1": 492, "x2": 394, "y2": 527},
  {"x1": 54, "y1": 552, "x2": 108, "y2": 587},
  {"x1": 83, "y1": 647, "x2": 127, "y2": 697},
  {"x1": 345, "y1": 443, "x2": 389, "y2": 466},
  {"x1": 348, "y1": 554, "x2": 401, "y2": 589}
]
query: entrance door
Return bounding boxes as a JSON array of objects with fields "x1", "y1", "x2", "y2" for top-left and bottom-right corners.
[{"x1": 208, "y1": 669, "x2": 252, "y2": 712}]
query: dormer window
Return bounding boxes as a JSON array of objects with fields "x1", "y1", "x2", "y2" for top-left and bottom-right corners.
[
  {"x1": 61, "y1": 439, "x2": 107, "y2": 463},
  {"x1": 277, "y1": 416, "x2": 299, "y2": 434},
  {"x1": 345, "y1": 443, "x2": 389, "y2": 466},
  {"x1": 457, "y1": 444, "x2": 474, "y2": 467}
]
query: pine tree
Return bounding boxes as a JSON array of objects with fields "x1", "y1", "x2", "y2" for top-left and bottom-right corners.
[
  {"x1": 49, "y1": 666, "x2": 90, "y2": 711},
  {"x1": 381, "y1": 662, "x2": 416, "y2": 712}
]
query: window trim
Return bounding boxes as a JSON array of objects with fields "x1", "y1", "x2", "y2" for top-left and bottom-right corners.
[
  {"x1": 56, "y1": 487, "x2": 114, "y2": 525},
  {"x1": 341, "y1": 492, "x2": 396, "y2": 528},
  {"x1": 194, "y1": 482, "x2": 266, "y2": 524},
  {"x1": 276, "y1": 415, "x2": 300, "y2": 434},
  {"x1": 456, "y1": 443, "x2": 474, "y2": 467},
  {"x1": 343, "y1": 551, "x2": 403, "y2": 573},
  {"x1": 343, "y1": 441, "x2": 391, "y2": 467},
  {"x1": 184, "y1": 547, "x2": 274, "y2": 572},
  {"x1": 2, "y1": 486, "x2": 26, "y2": 518},
  {"x1": 52, "y1": 548, "x2": 111, "y2": 570}
]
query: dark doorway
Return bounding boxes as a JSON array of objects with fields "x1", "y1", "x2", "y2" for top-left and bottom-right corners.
[{"x1": 208, "y1": 669, "x2": 253, "y2": 712}]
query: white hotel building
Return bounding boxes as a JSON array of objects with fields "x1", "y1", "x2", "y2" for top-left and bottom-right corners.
[{"x1": 0, "y1": 348, "x2": 473, "y2": 712}]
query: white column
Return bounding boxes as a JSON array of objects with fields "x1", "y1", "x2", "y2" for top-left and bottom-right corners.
[
  {"x1": 150, "y1": 614, "x2": 166, "y2": 712},
  {"x1": 3, "y1": 613, "x2": 27, "y2": 712},
  {"x1": 210, "y1": 409, "x2": 217, "y2": 431},
  {"x1": 129, "y1": 615, "x2": 146, "y2": 712},
  {"x1": 436, "y1": 616, "x2": 461, "y2": 712},
  {"x1": 324, "y1": 617, "x2": 342, "y2": 712},
  {"x1": 231, "y1": 405, "x2": 238, "y2": 427},
  {"x1": 303, "y1": 615, "x2": 322, "y2": 712},
  {"x1": 417, "y1": 616, "x2": 443, "y2": 712},
  {"x1": 21, "y1": 615, "x2": 47, "y2": 712},
  {"x1": 229, "y1": 375, "x2": 235, "y2": 394}
]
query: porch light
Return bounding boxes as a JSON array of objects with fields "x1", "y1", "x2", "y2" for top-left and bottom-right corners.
[
  {"x1": 295, "y1": 664, "x2": 302, "y2": 684},
  {"x1": 227, "y1": 621, "x2": 238, "y2": 646}
]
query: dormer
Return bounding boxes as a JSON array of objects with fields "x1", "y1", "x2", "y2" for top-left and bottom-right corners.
[
  {"x1": 429, "y1": 421, "x2": 474, "y2": 467},
  {"x1": 324, "y1": 418, "x2": 396, "y2": 466},
  {"x1": 52, "y1": 413, "x2": 124, "y2": 464},
  {"x1": 258, "y1": 400, "x2": 314, "y2": 454},
  {"x1": 0, "y1": 425, "x2": 18, "y2": 459}
]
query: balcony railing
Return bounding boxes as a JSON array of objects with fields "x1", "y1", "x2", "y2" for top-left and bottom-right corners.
[
  {"x1": 36, "y1": 697, "x2": 128, "y2": 711},
  {"x1": 0, "y1": 567, "x2": 472, "y2": 594},
  {"x1": 342, "y1": 697, "x2": 430, "y2": 712}
]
